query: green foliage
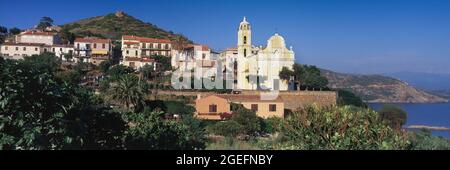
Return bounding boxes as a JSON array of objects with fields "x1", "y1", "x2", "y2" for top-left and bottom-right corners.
[
  {"x1": 337, "y1": 89, "x2": 368, "y2": 108},
  {"x1": 206, "y1": 121, "x2": 242, "y2": 138},
  {"x1": 0, "y1": 26, "x2": 7, "y2": 43},
  {"x1": 139, "y1": 64, "x2": 154, "y2": 80},
  {"x1": 260, "y1": 117, "x2": 284, "y2": 134},
  {"x1": 107, "y1": 65, "x2": 134, "y2": 80},
  {"x1": 59, "y1": 28, "x2": 76, "y2": 44},
  {"x1": 36, "y1": 16, "x2": 54, "y2": 30},
  {"x1": 230, "y1": 104, "x2": 262, "y2": 137},
  {"x1": 264, "y1": 105, "x2": 410, "y2": 150},
  {"x1": 99, "y1": 60, "x2": 113, "y2": 74},
  {"x1": 409, "y1": 130, "x2": 450, "y2": 150},
  {"x1": 9, "y1": 27, "x2": 21, "y2": 35},
  {"x1": 122, "y1": 108, "x2": 206, "y2": 150},
  {"x1": 378, "y1": 104, "x2": 408, "y2": 130},
  {"x1": 109, "y1": 74, "x2": 147, "y2": 109},
  {"x1": 280, "y1": 64, "x2": 329, "y2": 90},
  {"x1": 150, "y1": 55, "x2": 171, "y2": 71}
]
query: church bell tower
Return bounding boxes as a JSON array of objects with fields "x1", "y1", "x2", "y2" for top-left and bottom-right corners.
[{"x1": 238, "y1": 17, "x2": 252, "y2": 57}]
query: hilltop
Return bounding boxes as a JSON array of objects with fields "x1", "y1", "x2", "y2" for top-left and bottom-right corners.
[
  {"x1": 60, "y1": 11, "x2": 192, "y2": 42},
  {"x1": 321, "y1": 69, "x2": 449, "y2": 103}
]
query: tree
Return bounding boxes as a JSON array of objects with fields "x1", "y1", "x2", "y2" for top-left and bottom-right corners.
[
  {"x1": 59, "y1": 28, "x2": 75, "y2": 44},
  {"x1": 280, "y1": 63, "x2": 329, "y2": 91},
  {"x1": 109, "y1": 74, "x2": 146, "y2": 109},
  {"x1": 279, "y1": 67, "x2": 294, "y2": 84},
  {"x1": 378, "y1": 104, "x2": 408, "y2": 130},
  {"x1": 122, "y1": 108, "x2": 206, "y2": 150},
  {"x1": 151, "y1": 55, "x2": 171, "y2": 71},
  {"x1": 36, "y1": 16, "x2": 54, "y2": 30},
  {"x1": 337, "y1": 89, "x2": 368, "y2": 108},
  {"x1": 267, "y1": 105, "x2": 410, "y2": 150},
  {"x1": 9, "y1": 27, "x2": 21, "y2": 35},
  {"x1": 99, "y1": 60, "x2": 113, "y2": 74},
  {"x1": 0, "y1": 26, "x2": 7, "y2": 43},
  {"x1": 230, "y1": 103, "x2": 261, "y2": 137},
  {"x1": 139, "y1": 64, "x2": 154, "y2": 81},
  {"x1": 107, "y1": 65, "x2": 134, "y2": 80}
]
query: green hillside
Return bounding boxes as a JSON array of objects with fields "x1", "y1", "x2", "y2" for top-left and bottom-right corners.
[{"x1": 61, "y1": 11, "x2": 191, "y2": 42}]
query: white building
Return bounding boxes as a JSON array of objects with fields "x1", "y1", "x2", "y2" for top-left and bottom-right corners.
[
  {"x1": 221, "y1": 17, "x2": 295, "y2": 91},
  {"x1": 121, "y1": 35, "x2": 172, "y2": 70},
  {"x1": 15, "y1": 31, "x2": 61, "y2": 45},
  {"x1": 0, "y1": 43, "x2": 47, "y2": 59},
  {"x1": 50, "y1": 44, "x2": 74, "y2": 61},
  {"x1": 74, "y1": 37, "x2": 112, "y2": 64}
]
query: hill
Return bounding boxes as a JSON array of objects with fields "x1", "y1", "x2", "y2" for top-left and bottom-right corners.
[
  {"x1": 384, "y1": 72, "x2": 450, "y2": 91},
  {"x1": 60, "y1": 11, "x2": 191, "y2": 42},
  {"x1": 321, "y1": 69, "x2": 449, "y2": 103}
]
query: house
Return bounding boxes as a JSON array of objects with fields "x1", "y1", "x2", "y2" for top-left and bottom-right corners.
[
  {"x1": 15, "y1": 30, "x2": 61, "y2": 45},
  {"x1": 195, "y1": 94, "x2": 284, "y2": 120},
  {"x1": 74, "y1": 37, "x2": 112, "y2": 64},
  {"x1": 0, "y1": 42, "x2": 47, "y2": 59},
  {"x1": 121, "y1": 35, "x2": 172, "y2": 70},
  {"x1": 50, "y1": 44, "x2": 74, "y2": 61}
]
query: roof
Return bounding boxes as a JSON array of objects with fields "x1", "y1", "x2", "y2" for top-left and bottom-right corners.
[
  {"x1": 122, "y1": 35, "x2": 172, "y2": 43},
  {"x1": 51, "y1": 44, "x2": 73, "y2": 48},
  {"x1": 1, "y1": 42, "x2": 46, "y2": 47},
  {"x1": 75, "y1": 37, "x2": 111, "y2": 43},
  {"x1": 125, "y1": 57, "x2": 156, "y2": 62},
  {"x1": 207, "y1": 94, "x2": 284, "y2": 103},
  {"x1": 21, "y1": 31, "x2": 56, "y2": 36},
  {"x1": 123, "y1": 41, "x2": 139, "y2": 45}
]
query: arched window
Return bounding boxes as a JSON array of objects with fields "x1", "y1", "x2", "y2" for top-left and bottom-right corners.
[{"x1": 243, "y1": 36, "x2": 247, "y2": 44}]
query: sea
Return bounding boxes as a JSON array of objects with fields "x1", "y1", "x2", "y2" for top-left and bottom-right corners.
[{"x1": 369, "y1": 103, "x2": 450, "y2": 139}]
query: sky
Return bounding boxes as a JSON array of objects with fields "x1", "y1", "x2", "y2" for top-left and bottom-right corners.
[{"x1": 1, "y1": 0, "x2": 450, "y2": 74}]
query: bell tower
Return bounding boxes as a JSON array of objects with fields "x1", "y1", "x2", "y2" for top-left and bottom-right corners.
[{"x1": 238, "y1": 17, "x2": 252, "y2": 57}]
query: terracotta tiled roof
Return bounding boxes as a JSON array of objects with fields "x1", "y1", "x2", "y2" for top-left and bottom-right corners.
[
  {"x1": 1, "y1": 42, "x2": 46, "y2": 47},
  {"x1": 125, "y1": 57, "x2": 156, "y2": 62},
  {"x1": 21, "y1": 31, "x2": 56, "y2": 36},
  {"x1": 122, "y1": 35, "x2": 171, "y2": 43},
  {"x1": 51, "y1": 44, "x2": 73, "y2": 48},
  {"x1": 75, "y1": 37, "x2": 111, "y2": 43},
  {"x1": 123, "y1": 41, "x2": 139, "y2": 45},
  {"x1": 214, "y1": 94, "x2": 284, "y2": 103}
]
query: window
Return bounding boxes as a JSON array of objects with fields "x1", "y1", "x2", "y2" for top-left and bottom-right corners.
[
  {"x1": 157, "y1": 44, "x2": 161, "y2": 49},
  {"x1": 52, "y1": 48, "x2": 55, "y2": 52},
  {"x1": 141, "y1": 43, "x2": 145, "y2": 48},
  {"x1": 5, "y1": 46, "x2": 8, "y2": 50},
  {"x1": 209, "y1": 104, "x2": 217, "y2": 113},
  {"x1": 93, "y1": 43, "x2": 97, "y2": 48},
  {"x1": 202, "y1": 54, "x2": 206, "y2": 59},
  {"x1": 127, "y1": 44, "x2": 130, "y2": 48},
  {"x1": 251, "y1": 104, "x2": 258, "y2": 112},
  {"x1": 244, "y1": 49, "x2": 247, "y2": 57},
  {"x1": 165, "y1": 44, "x2": 169, "y2": 49},
  {"x1": 135, "y1": 51, "x2": 138, "y2": 56},
  {"x1": 77, "y1": 44, "x2": 80, "y2": 49},
  {"x1": 23, "y1": 47, "x2": 26, "y2": 51},
  {"x1": 269, "y1": 104, "x2": 277, "y2": 112},
  {"x1": 35, "y1": 48, "x2": 38, "y2": 51},
  {"x1": 244, "y1": 36, "x2": 247, "y2": 44},
  {"x1": 126, "y1": 50, "x2": 129, "y2": 55},
  {"x1": 60, "y1": 48, "x2": 63, "y2": 52},
  {"x1": 102, "y1": 44, "x2": 106, "y2": 49},
  {"x1": 44, "y1": 48, "x2": 47, "y2": 52}
]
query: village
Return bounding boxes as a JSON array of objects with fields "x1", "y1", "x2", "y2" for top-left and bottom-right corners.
[{"x1": 0, "y1": 14, "x2": 337, "y2": 121}]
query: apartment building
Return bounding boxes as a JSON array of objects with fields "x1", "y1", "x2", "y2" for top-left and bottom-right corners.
[
  {"x1": 51, "y1": 44, "x2": 74, "y2": 61},
  {"x1": 121, "y1": 35, "x2": 172, "y2": 69},
  {"x1": 15, "y1": 30, "x2": 61, "y2": 45},
  {"x1": 195, "y1": 94, "x2": 284, "y2": 120},
  {"x1": 74, "y1": 37, "x2": 112, "y2": 64},
  {"x1": 0, "y1": 42, "x2": 47, "y2": 59}
]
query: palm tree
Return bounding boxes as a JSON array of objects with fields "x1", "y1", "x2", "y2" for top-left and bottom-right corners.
[
  {"x1": 109, "y1": 74, "x2": 146, "y2": 109},
  {"x1": 139, "y1": 64, "x2": 154, "y2": 81}
]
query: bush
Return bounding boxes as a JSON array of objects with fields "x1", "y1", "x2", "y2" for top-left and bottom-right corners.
[
  {"x1": 378, "y1": 104, "x2": 407, "y2": 130},
  {"x1": 337, "y1": 89, "x2": 367, "y2": 108},
  {"x1": 206, "y1": 120, "x2": 242, "y2": 138},
  {"x1": 409, "y1": 130, "x2": 450, "y2": 150},
  {"x1": 267, "y1": 105, "x2": 410, "y2": 150}
]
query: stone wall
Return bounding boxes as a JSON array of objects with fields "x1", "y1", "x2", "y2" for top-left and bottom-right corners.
[{"x1": 158, "y1": 90, "x2": 337, "y2": 111}]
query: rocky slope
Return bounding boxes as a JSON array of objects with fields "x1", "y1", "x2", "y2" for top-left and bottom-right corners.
[{"x1": 321, "y1": 69, "x2": 449, "y2": 103}]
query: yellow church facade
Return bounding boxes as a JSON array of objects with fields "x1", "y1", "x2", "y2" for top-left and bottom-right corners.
[{"x1": 224, "y1": 17, "x2": 295, "y2": 91}]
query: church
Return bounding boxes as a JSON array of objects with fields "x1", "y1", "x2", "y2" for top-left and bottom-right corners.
[{"x1": 221, "y1": 17, "x2": 295, "y2": 91}]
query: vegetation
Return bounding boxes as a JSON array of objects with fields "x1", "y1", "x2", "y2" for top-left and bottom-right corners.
[
  {"x1": 378, "y1": 104, "x2": 408, "y2": 130},
  {"x1": 409, "y1": 130, "x2": 450, "y2": 150},
  {"x1": 36, "y1": 16, "x2": 54, "y2": 30},
  {"x1": 150, "y1": 55, "x2": 171, "y2": 71},
  {"x1": 259, "y1": 105, "x2": 410, "y2": 150},
  {"x1": 280, "y1": 63, "x2": 329, "y2": 91},
  {"x1": 337, "y1": 89, "x2": 368, "y2": 108},
  {"x1": 61, "y1": 12, "x2": 193, "y2": 41}
]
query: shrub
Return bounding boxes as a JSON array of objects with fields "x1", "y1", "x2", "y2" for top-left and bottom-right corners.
[
  {"x1": 409, "y1": 130, "x2": 450, "y2": 150},
  {"x1": 378, "y1": 104, "x2": 407, "y2": 130},
  {"x1": 270, "y1": 105, "x2": 410, "y2": 150}
]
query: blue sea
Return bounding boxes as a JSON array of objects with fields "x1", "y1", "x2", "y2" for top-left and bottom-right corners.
[{"x1": 370, "y1": 103, "x2": 450, "y2": 139}]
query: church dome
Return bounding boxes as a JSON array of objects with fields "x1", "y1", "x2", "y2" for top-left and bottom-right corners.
[{"x1": 267, "y1": 33, "x2": 286, "y2": 49}]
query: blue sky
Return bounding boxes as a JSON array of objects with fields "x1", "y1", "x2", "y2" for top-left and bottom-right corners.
[{"x1": 1, "y1": 0, "x2": 450, "y2": 74}]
